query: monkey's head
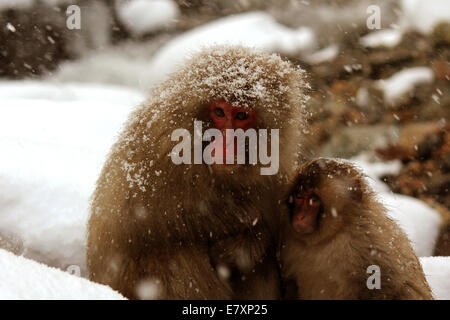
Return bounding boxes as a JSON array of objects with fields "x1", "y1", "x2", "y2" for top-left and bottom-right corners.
[
  {"x1": 142, "y1": 45, "x2": 310, "y2": 182},
  {"x1": 286, "y1": 158, "x2": 368, "y2": 243}
]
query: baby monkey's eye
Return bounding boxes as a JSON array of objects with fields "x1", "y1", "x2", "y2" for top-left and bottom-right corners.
[{"x1": 308, "y1": 194, "x2": 320, "y2": 206}]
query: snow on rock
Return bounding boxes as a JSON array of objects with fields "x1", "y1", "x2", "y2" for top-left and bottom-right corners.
[
  {"x1": 400, "y1": 0, "x2": 450, "y2": 35},
  {"x1": 359, "y1": 0, "x2": 450, "y2": 49},
  {"x1": 115, "y1": 0, "x2": 179, "y2": 37},
  {"x1": 304, "y1": 45, "x2": 339, "y2": 65},
  {"x1": 145, "y1": 11, "x2": 316, "y2": 87},
  {"x1": 375, "y1": 67, "x2": 434, "y2": 106},
  {"x1": 350, "y1": 155, "x2": 442, "y2": 257},
  {"x1": 0, "y1": 249, "x2": 125, "y2": 299},
  {"x1": 420, "y1": 256, "x2": 450, "y2": 300},
  {"x1": 0, "y1": 81, "x2": 142, "y2": 275},
  {"x1": 50, "y1": 39, "x2": 170, "y2": 90},
  {"x1": 0, "y1": 0, "x2": 33, "y2": 11},
  {"x1": 359, "y1": 29, "x2": 402, "y2": 48}
]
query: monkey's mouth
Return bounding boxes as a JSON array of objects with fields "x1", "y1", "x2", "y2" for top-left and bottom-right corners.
[
  {"x1": 291, "y1": 200, "x2": 322, "y2": 235},
  {"x1": 210, "y1": 137, "x2": 252, "y2": 168},
  {"x1": 211, "y1": 159, "x2": 248, "y2": 172}
]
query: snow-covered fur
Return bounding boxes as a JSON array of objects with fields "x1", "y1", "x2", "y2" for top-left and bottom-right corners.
[{"x1": 87, "y1": 45, "x2": 310, "y2": 299}]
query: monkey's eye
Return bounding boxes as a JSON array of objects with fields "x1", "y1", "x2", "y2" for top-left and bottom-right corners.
[
  {"x1": 235, "y1": 112, "x2": 248, "y2": 121},
  {"x1": 309, "y1": 194, "x2": 320, "y2": 206},
  {"x1": 214, "y1": 107, "x2": 225, "y2": 118}
]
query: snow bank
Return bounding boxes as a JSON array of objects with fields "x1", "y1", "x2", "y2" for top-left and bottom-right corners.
[
  {"x1": 115, "y1": 0, "x2": 179, "y2": 37},
  {"x1": 375, "y1": 67, "x2": 434, "y2": 106},
  {"x1": 381, "y1": 193, "x2": 441, "y2": 257},
  {"x1": 351, "y1": 156, "x2": 442, "y2": 257},
  {"x1": 145, "y1": 11, "x2": 316, "y2": 86},
  {"x1": 0, "y1": 247, "x2": 446, "y2": 300},
  {"x1": 0, "y1": 81, "x2": 142, "y2": 274},
  {"x1": 420, "y1": 256, "x2": 450, "y2": 300},
  {"x1": 0, "y1": 249, "x2": 125, "y2": 299},
  {"x1": 360, "y1": 0, "x2": 450, "y2": 49}
]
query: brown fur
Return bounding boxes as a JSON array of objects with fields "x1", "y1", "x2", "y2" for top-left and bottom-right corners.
[
  {"x1": 280, "y1": 158, "x2": 433, "y2": 300},
  {"x1": 87, "y1": 45, "x2": 310, "y2": 299}
]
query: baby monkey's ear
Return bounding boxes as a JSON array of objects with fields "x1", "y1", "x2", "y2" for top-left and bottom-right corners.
[
  {"x1": 301, "y1": 158, "x2": 365, "y2": 204},
  {"x1": 341, "y1": 175, "x2": 363, "y2": 202}
]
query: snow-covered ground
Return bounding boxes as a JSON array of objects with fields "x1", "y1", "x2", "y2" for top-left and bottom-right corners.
[
  {"x1": 0, "y1": 249, "x2": 124, "y2": 299},
  {"x1": 0, "y1": 82, "x2": 142, "y2": 276},
  {"x1": 1, "y1": 245, "x2": 447, "y2": 300},
  {"x1": 421, "y1": 256, "x2": 450, "y2": 300}
]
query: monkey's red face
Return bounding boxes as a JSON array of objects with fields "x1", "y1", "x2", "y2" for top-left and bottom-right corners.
[
  {"x1": 208, "y1": 100, "x2": 257, "y2": 165},
  {"x1": 291, "y1": 190, "x2": 322, "y2": 234}
]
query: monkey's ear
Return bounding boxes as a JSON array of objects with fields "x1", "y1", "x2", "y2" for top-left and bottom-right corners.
[{"x1": 344, "y1": 176, "x2": 363, "y2": 202}]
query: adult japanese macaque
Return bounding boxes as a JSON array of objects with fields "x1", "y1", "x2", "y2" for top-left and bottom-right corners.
[
  {"x1": 87, "y1": 45, "x2": 310, "y2": 299},
  {"x1": 280, "y1": 158, "x2": 433, "y2": 300}
]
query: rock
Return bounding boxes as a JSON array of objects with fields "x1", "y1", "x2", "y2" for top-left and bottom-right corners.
[
  {"x1": 355, "y1": 85, "x2": 385, "y2": 123},
  {"x1": 0, "y1": 0, "x2": 114, "y2": 78},
  {"x1": 435, "y1": 224, "x2": 450, "y2": 256},
  {"x1": 417, "y1": 132, "x2": 444, "y2": 160},
  {"x1": 432, "y1": 59, "x2": 450, "y2": 81},
  {"x1": 431, "y1": 22, "x2": 450, "y2": 47},
  {"x1": 322, "y1": 94, "x2": 353, "y2": 118},
  {"x1": 426, "y1": 174, "x2": 450, "y2": 198},
  {"x1": 396, "y1": 175, "x2": 427, "y2": 196},
  {"x1": 318, "y1": 124, "x2": 400, "y2": 158},
  {"x1": 376, "y1": 144, "x2": 415, "y2": 161},
  {"x1": 0, "y1": 5, "x2": 68, "y2": 78},
  {"x1": 366, "y1": 48, "x2": 415, "y2": 78},
  {"x1": 419, "y1": 101, "x2": 450, "y2": 121},
  {"x1": 399, "y1": 122, "x2": 441, "y2": 153},
  {"x1": 440, "y1": 154, "x2": 450, "y2": 173}
]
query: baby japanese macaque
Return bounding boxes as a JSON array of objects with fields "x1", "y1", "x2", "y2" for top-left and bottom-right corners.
[{"x1": 281, "y1": 158, "x2": 433, "y2": 300}]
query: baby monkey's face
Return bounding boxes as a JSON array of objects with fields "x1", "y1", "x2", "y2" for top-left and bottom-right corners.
[
  {"x1": 290, "y1": 185, "x2": 323, "y2": 235},
  {"x1": 287, "y1": 158, "x2": 363, "y2": 239}
]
